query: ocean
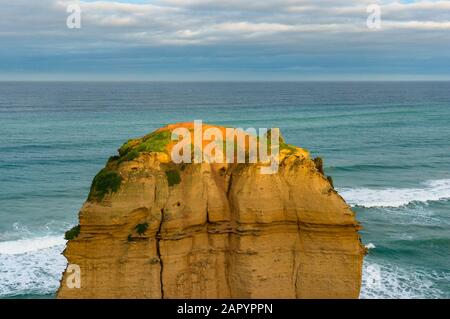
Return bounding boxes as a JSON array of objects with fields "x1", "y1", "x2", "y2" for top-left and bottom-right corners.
[{"x1": 0, "y1": 81, "x2": 449, "y2": 298}]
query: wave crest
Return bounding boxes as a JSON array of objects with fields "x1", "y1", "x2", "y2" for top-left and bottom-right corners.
[
  {"x1": 338, "y1": 179, "x2": 450, "y2": 208},
  {"x1": 0, "y1": 236, "x2": 66, "y2": 255}
]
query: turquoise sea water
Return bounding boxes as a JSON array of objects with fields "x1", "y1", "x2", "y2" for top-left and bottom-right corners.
[{"x1": 0, "y1": 82, "x2": 449, "y2": 298}]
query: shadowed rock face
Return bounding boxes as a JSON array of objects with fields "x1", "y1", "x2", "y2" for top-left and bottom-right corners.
[{"x1": 57, "y1": 124, "x2": 364, "y2": 299}]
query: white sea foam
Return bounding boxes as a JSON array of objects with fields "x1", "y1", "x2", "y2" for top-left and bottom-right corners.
[
  {"x1": 338, "y1": 179, "x2": 450, "y2": 208},
  {"x1": 360, "y1": 260, "x2": 449, "y2": 299},
  {"x1": 0, "y1": 236, "x2": 67, "y2": 297},
  {"x1": 365, "y1": 243, "x2": 376, "y2": 249},
  {"x1": 0, "y1": 236, "x2": 66, "y2": 255}
]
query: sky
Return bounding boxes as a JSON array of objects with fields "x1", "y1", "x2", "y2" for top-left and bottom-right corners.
[{"x1": 0, "y1": 0, "x2": 450, "y2": 81}]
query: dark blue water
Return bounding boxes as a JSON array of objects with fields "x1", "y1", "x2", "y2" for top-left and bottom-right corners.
[{"x1": 0, "y1": 82, "x2": 449, "y2": 298}]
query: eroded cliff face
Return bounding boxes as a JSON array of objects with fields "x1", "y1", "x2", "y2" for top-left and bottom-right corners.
[{"x1": 57, "y1": 124, "x2": 364, "y2": 299}]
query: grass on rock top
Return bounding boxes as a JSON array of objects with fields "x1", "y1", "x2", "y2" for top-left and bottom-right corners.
[
  {"x1": 118, "y1": 130, "x2": 172, "y2": 161},
  {"x1": 116, "y1": 128, "x2": 299, "y2": 165},
  {"x1": 87, "y1": 127, "x2": 300, "y2": 201},
  {"x1": 88, "y1": 129, "x2": 173, "y2": 202}
]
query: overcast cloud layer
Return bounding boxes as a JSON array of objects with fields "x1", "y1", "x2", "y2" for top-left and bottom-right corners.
[{"x1": 1, "y1": 0, "x2": 449, "y2": 80}]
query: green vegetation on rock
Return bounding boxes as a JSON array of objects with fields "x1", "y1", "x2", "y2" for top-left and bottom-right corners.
[
  {"x1": 65, "y1": 225, "x2": 81, "y2": 240},
  {"x1": 108, "y1": 155, "x2": 120, "y2": 163},
  {"x1": 121, "y1": 149, "x2": 139, "y2": 162},
  {"x1": 166, "y1": 170, "x2": 181, "y2": 187},
  {"x1": 87, "y1": 129, "x2": 174, "y2": 202},
  {"x1": 117, "y1": 130, "x2": 172, "y2": 163},
  {"x1": 118, "y1": 139, "x2": 140, "y2": 157},
  {"x1": 135, "y1": 222, "x2": 149, "y2": 236},
  {"x1": 88, "y1": 168, "x2": 122, "y2": 201},
  {"x1": 137, "y1": 130, "x2": 172, "y2": 153}
]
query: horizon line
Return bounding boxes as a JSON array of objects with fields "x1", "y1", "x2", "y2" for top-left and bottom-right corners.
[{"x1": 2, "y1": 79, "x2": 450, "y2": 83}]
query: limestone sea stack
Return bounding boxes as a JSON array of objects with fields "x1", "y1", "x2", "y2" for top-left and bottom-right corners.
[{"x1": 57, "y1": 123, "x2": 365, "y2": 299}]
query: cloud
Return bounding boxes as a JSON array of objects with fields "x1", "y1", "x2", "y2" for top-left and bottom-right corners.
[
  {"x1": 4, "y1": 0, "x2": 450, "y2": 45},
  {"x1": 385, "y1": 20, "x2": 450, "y2": 30},
  {"x1": 0, "y1": 0, "x2": 449, "y2": 79}
]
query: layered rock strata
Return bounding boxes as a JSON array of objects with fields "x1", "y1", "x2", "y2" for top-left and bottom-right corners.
[{"x1": 57, "y1": 123, "x2": 364, "y2": 298}]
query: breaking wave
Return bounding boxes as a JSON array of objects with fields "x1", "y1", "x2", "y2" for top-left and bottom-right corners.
[
  {"x1": 0, "y1": 235, "x2": 66, "y2": 298},
  {"x1": 360, "y1": 260, "x2": 450, "y2": 299},
  {"x1": 339, "y1": 179, "x2": 450, "y2": 208}
]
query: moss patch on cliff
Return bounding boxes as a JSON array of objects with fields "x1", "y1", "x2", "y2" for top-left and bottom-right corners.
[
  {"x1": 166, "y1": 169, "x2": 181, "y2": 187},
  {"x1": 88, "y1": 168, "x2": 122, "y2": 201},
  {"x1": 118, "y1": 139, "x2": 140, "y2": 157},
  {"x1": 117, "y1": 130, "x2": 172, "y2": 163},
  {"x1": 121, "y1": 149, "x2": 139, "y2": 162},
  {"x1": 138, "y1": 130, "x2": 172, "y2": 153},
  {"x1": 135, "y1": 222, "x2": 149, "y2": 235},
  {"x1": 65, "y1": 225, "x2": 80, "y2": 240}
]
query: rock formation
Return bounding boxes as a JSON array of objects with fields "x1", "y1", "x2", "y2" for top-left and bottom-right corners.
[{"x1": 57, "y1": 123, "x2": 364, "y2": 299}]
